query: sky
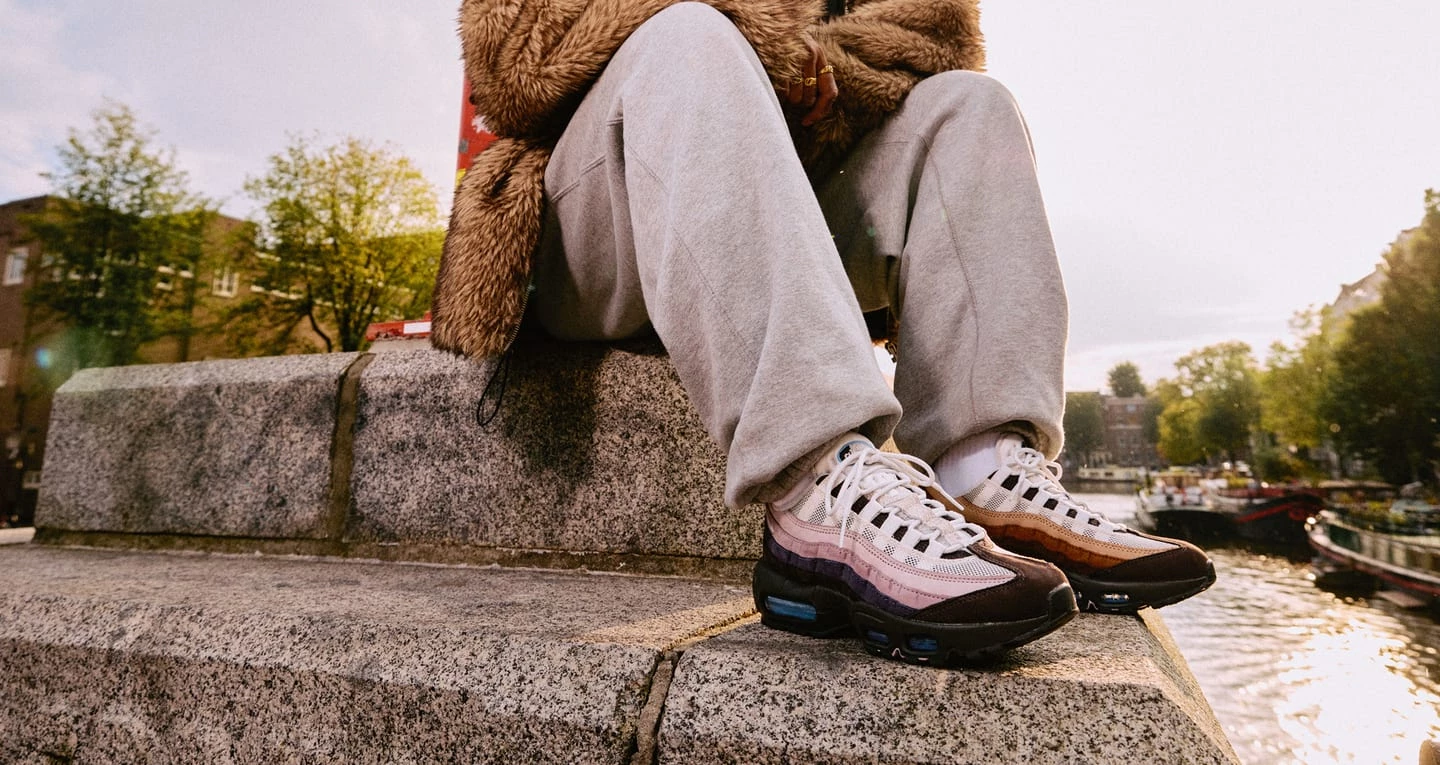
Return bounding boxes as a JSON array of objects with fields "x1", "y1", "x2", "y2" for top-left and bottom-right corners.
[{"x1": 3, "y1": 1, "x2": 1438, "y2": 392}]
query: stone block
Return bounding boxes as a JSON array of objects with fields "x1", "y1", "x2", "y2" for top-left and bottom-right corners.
[
  {"x1": 36, "y1": 354, "x2": 360, "y2": 539},
  {"x1": 658, "y1": 614, "x2": 1238, "y2": 764},
  {"x1": 0, "y1": 545, "x2": 754, "y2": 764},
  {"x1": 349, "y1": 340, "x2": 762, "y2": 560}
]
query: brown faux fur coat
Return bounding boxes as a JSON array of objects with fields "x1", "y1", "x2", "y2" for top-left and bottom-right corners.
[{"x1": 431, "y1": 0, "x2": 985, "y2": 359}]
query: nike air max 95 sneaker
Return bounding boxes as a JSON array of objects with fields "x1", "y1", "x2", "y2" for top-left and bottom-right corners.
[
  {"x1": 754, "y1": 434, "x2": 1078, "y2": 665},
  {"x1": 955, "y1": 437, "x2": 1215, "y2": 613}
]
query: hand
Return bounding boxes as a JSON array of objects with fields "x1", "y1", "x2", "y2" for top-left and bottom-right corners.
[{"x1": 783, "y1": 34, "x2": 838, "y2": 127}]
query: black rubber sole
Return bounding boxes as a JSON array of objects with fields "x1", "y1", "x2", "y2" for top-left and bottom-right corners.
[
  {"x1": 1066, "y1": 561, "x2": 1217, "y2": 614},
  {"x1": 752, "y1": 559, "x2": 1079, "y2": 666}
]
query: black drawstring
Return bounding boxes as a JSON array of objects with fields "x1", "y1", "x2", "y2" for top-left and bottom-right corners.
[{"x1": 475, "y1": 350, "x2": 512, "y2": 428}]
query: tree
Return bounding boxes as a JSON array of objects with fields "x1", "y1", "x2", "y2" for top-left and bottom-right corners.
[
  {"x1": 238, "y1": 136, "x2": 443, "y2": 353},
  {"x1": 1142, "y1": 395, "x2": 1165, "y2": 448},
  {"x1": 1154, "y1": 342, "x2": 1261, "y2": 464},
  {"x1": 1180, "y1": 342, "x2": 1262, "y2": 463},
  {"x1": 1153, "y1": 378, "x2": 1203, "y2": 465},
  {"x1": 1062, "y1": 391, "x2": 1105, "y2": 465},
  {"x1": 1323, "y1": 191, "x2": 1440, "y2": 485},
  {"x1": 1107, "y1": 361, "x2": 1147, "y2": 398},
  {"x1": 24, "y1": 102, "x2": 212, "y2": 369},
  {"x1": 1259, "y1": 308, "x2": 1335, "y2": 453}
]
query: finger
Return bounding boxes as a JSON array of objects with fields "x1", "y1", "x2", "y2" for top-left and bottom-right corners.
[
  {"x1": 801, "y1": 40, "x2": 820, "y2": 109},
  {"x1": 786, "y1": 75, "x2": 804, "y2": 106},
  {"x1": 802, "y1": 70, "x2": 838, "y2": 126}
]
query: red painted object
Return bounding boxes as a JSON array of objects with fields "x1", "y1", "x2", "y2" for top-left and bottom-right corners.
[
  {"x1": 456, "y1": 79, "x2": 497, "y2": 183},
  {"x1": 365, "y1": 312, "x2": 432, "y2": 342},
  {"x1": 366, "y1": 79, "x2": 496, "y2": 344}
]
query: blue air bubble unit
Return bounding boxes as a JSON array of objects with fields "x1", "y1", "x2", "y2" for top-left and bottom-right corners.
[
  {"x1": 906, "y1": 636, "x2": 939, "y2": 653},
  {"x1": 764, "y1": 597, "x2": 818, "y2": 621}
]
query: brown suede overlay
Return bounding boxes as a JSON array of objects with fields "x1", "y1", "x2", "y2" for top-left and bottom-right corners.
[
  {"x1": 977, "y1": 523, "x2": 1132, "y2": 575},
  {"x1": 938, "y1": 492, "x2": 1129, "y2": 574},
  {"x1": 1092, "y1": 541, "x2": 1211, "y2": 584},
  {"x1": 915, "y1": 541, "x2": 1066, "y2": 624},
  {"x1": 929, "y1": 486, "x2": 1208, "y2": 579}
]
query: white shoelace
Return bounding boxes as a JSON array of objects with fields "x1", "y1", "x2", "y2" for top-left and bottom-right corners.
[
  {"x1": 820, "y1": 445, "x2": 984, "y2": 554},
  {"x1": 1007, "y1": 447, "x2": 1128, "y2": 532}
]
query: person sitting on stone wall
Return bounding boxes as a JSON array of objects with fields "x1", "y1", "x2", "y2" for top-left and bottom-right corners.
[{"x1": 431, "y1": 0, "x2": 1215, "y2": 665}]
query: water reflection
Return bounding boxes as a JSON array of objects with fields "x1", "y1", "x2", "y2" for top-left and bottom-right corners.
[{"x1": 1075, "y1": 492, "x2": 1440, "y2": 765}]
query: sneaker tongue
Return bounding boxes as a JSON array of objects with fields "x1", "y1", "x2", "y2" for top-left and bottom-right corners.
[{"x1": 818, "y1": 434, "x2": 876, "y2": 476}]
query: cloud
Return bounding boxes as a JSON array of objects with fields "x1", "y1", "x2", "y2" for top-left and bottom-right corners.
[
  {"x1": 0, "y1": 0, "x2": 114, "y2": 199},
  {"x1": 1, "y1": 0, "x2": 461, "y2": 215}
]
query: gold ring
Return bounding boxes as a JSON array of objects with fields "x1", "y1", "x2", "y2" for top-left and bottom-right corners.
[
  {"x1": 819, "y1": 65, "x2": 835, "y2": 75},
  {"x1": 803, "y1": 77, "x2": 818, "y2": 87}
]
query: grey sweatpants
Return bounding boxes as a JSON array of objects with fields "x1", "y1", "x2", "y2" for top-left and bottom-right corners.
[{"x1": 532, "y1": 3, "x2": 1067, "y2": 508}]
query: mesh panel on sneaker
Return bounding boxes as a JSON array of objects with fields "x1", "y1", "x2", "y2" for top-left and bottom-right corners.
[
  {"x1": 967, "y1": 447, "x2": 1174, "y2": 554},
  {"x1": 772, "y1": 439, "x2": 1006, "y2": 577}
]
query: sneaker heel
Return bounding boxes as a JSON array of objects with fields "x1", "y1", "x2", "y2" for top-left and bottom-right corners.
[{"x1": 752, "y1": 560, "x2": 853, "y2": 638}]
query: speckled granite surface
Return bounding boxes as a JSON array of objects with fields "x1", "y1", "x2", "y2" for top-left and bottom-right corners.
[
  {"x1": 37, "y1": 354, "x2": 361, "y2": 539},
  {"x1": 658, "y1": 612, "x2": 1239, "y2": 765},
  {"x1": 349, "y1": 340, "x2": 764, "y2": 560},
  {"x1": 0, "y1": 545, "x2": 753, "y2": 764}
]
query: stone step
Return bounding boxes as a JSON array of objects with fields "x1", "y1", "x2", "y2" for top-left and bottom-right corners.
[
  {"x1": 0, "y1": 545, "x2": 1238, "y2": 764},
  {"x1": 36, "y1": 339, "x2": 759, "y2": 575}
]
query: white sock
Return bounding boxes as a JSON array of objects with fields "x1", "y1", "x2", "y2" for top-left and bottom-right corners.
[{"x1": 935, "y1": 431, "x2": 1023, "y2": 496}]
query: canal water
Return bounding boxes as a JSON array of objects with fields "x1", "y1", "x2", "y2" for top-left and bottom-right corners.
[{"x1": 1076, "y1": 492, "x2": 1440, "y2": 765}]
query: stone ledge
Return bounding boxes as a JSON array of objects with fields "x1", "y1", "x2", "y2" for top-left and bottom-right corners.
[
  {"x1": 0, "y1": 545, "x2": 1236, "y2": 764},
  {"x1": 37, "y1": 353, "x2": 362, "y2": 540},
  {"x1": 34, "y1": 340, "x2": 763, "y2": 567},
  {"x1": 0, "y1": 545, "x2": 752, "y2": 764},
  {"x1": 348, "y1": 341, "x2": 761, "y2": 559},
  {"x1": 29, "y1": 528, "x2": 755, "y2": 581},
  {"x1": 660, "y1": 614, "x2": 1237, "y2": 764}
]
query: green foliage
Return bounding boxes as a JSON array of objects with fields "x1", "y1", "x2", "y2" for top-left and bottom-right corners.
[
  {"x1": 237, "y1": 135, "x2": 442, "y2": 353},
  {"x1": 24, "y1": 102, "x2": 212, "y2": 370},
  {"x1": 1142, "y1": 395, "x2": 1165, "y2": 447},
  {"x1": 1154, "y1": 342, "x2": 1261, "y2": 464},
  {"x1": 1107, "y1": 361, "x2": 1146, "y2": 398},
  {"x1": 1062, "y1": 391, "x2": 1105, "y2": 464},
  {"x1": 1251, "y1": 445, "x2": 1307, "y2": 483},
  {"x1": 1259, "y1": 308, "x2": 1336, "y2": 452},
  {"x1": 1153, "y1": 378, "x2": 1203, "y2": 464},
  {"x1": 1323, "y1": 191, "x2": 1440, "y2": 485}
]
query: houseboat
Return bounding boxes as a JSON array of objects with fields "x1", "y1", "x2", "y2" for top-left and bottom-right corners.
[
  {"x1": 1134, "y1": 470, "x2": 1232, "y2": 539},
  {"x1": 1309, "y1": 498, "x2": 1440, "y2": 607}
]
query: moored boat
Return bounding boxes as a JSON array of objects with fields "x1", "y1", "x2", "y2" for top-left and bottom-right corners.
[
  {"x1": 1308, "y1": 499, "x2": 1440, "y2": 606},
  {"x1": 1135, "y1": 470, "x2": 1231, "y2": 539},
  {"x1": 1208, "y1": 487, "x2": 1325, "y2": 545}
]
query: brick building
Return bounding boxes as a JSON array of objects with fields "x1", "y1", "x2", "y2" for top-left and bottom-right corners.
[
  {"x1": 1101, "y1": 395, "x2": 1159, "y2": 468},
  {"x1": 0, "y1": 195, "x2": 277, "y2": 526}
]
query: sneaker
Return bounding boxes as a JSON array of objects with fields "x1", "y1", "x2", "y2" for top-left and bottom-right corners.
[
  {"x1": 754, "y1": 434, "x2": 1078, "y2": 665},
  {"x1": 953, "y1": 439, "x2": 1216, "y2": 613}
]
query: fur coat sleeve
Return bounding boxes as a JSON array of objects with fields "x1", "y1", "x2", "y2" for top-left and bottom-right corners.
[{"x1": 432, "y1": 0, "x2": 983, "y2": 360}]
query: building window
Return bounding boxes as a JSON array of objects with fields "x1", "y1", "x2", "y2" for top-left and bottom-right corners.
[
  {"x1": 4, "y1": 247, "x2": 28, "y2": 286},
  {"x1": 212, "y1": 268, "x2": 239, "y2": 298}
]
